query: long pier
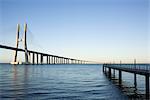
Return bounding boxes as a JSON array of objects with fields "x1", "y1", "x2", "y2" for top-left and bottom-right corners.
[
  {"x1": 0, "y1": 44, "x2": 89, "y2": 64},
  {"x1": 103, "y1": 63, "x2": 150, "y2": 99}
]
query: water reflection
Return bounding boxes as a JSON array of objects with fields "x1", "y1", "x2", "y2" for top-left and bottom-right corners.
[
  {"x1": 12, "y1": 65, "x2": 29, "y2": 98},
  {"x1": 0, "y1": 64, "x2": 128, "y2": 99},
  {"x1": 12, "y1": 65, "x2": 17, "y2": 81}
]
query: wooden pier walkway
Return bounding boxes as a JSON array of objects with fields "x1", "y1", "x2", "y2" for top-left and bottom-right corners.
[{"x1": 103, "y1": 64, "x2": 150, "y2": 99}]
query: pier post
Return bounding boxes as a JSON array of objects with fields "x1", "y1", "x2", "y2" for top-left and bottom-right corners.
[
  {"x1": 133, "y1": 59, "x2": 137, "y2": 89},
  {"x1": 105, "y1": 67, "x2": 106, "y2": 73},
  {"x1": 113, "y1": 69, "x2": 115, "y2": 77},
  {"x1": 103, "y1": 65, "x2": 104, "y2": 72},
  {"x1": 109, "y1": 67, "x2": 111, "y2": 78},
  {"x1": 32, "y1": 53, "x2": 35, "y2": 64},
  {"x1": 145, "y1": 74, "x2": 149, "y2": 99},
  {"x1": 119, "y1": 70, "x2": 122, "y2": 85},
  {"x1": 134, "y1": 73, "x2": 137, "y2": 89}
]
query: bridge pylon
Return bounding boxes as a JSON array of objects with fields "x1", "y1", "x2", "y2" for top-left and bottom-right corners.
[{"x1": 11, "y1": 23, "x2": 29, "y2": 64}]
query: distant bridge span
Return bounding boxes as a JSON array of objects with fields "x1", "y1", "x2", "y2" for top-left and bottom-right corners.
[
  {"x1": 0, "y1": 44, "x2": 90, "y2": 64},
  {"x1": 0, "y1": 24, "x2": 92, "y2": 64}
]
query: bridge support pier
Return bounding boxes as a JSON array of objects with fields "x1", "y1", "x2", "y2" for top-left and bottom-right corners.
[
  {"x1": 65, "y1": 58, "x2": 66, "y2": 64},
  {"x1": 57, "y1": 57, "x2": 59, "y2": 64},
  {"x1": 53, "y1": 56, "x2": 55, "y2": 64},
  {"x1": 60, "y1": 58, "x2": 62, "y2": 64},
  {"x1": 40, "y1": 54, "x2": 43, "y2": 64},
  {"x1": 47, "y1": 56, "x2": 48, "y2": 64},
  {"x1": 32, "y1": 53, "x2": 35, "y2": 64},
  {"x1": 58, "y1": 58, "x2": 60, "y2": 64},
  {"x1": 55, "y1": 57, "x2": 57, "y2": 64},
  {"x1": 54, "y1": 57, "x2": 56, "y2": 64},
  {"x1": 145, "y1": 74, "x2": 149, "y2": 99},
  {"x1": 37, "y1": 53, "x2": 38, "y2": 64},
  {"x1": 51, "y1": 56, "x2": 53, "y2": 64},
  {"x1": 50, "y1": 56, "x2": 52, "y2": 64},
  {"x1": 49, "y1": 56, "x2": 50, "y2": 64},
  {"x1": 68, "y1": 59, "x2": 70, "y2": 64}
]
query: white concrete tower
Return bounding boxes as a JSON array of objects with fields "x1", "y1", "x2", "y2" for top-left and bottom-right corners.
[
  {"x1": 24, "y1": 23, "x2": 29, "y2": 64},
  {"x1": 11, "y1": 24, "x2": 20, "y2": 64},
  {"x1": 11, "y1": 23, "x2": 29, "y2": 64}
]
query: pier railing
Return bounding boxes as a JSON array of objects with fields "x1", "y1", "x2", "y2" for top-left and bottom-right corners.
[{"x1": 105, "y1": 64, "x2": 150, "y2": 73}]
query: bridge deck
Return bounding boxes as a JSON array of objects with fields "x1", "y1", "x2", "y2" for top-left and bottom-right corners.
[{"x1": 0, "y1": 44, "x2": 80, "y2": 60}]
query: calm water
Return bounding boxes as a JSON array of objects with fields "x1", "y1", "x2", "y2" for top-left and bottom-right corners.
[{"x1": 0, "y1": 64, "x2": 147, "y2": 100}]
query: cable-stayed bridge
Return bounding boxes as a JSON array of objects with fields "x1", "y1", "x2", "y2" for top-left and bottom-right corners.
[{"x1": 0, "y1": 24, "x2": 92, "y2": 65}]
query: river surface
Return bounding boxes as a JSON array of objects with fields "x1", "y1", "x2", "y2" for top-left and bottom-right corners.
[{"x1": 0, "y1": 64, "x2": 147, "y2": 100}]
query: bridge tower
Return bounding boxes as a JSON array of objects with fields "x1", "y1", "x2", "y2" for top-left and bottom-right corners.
[
  {"x1": 11, "y1": 23, "x2": 29, "y2": 64},
  {"x1": 24, "y1": 23, "x2": 29, "y2": 64}
]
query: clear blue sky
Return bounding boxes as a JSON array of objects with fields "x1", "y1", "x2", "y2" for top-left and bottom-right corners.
[{"x1": 0, "y1": 0, "x2": 149, "y2": 63}]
